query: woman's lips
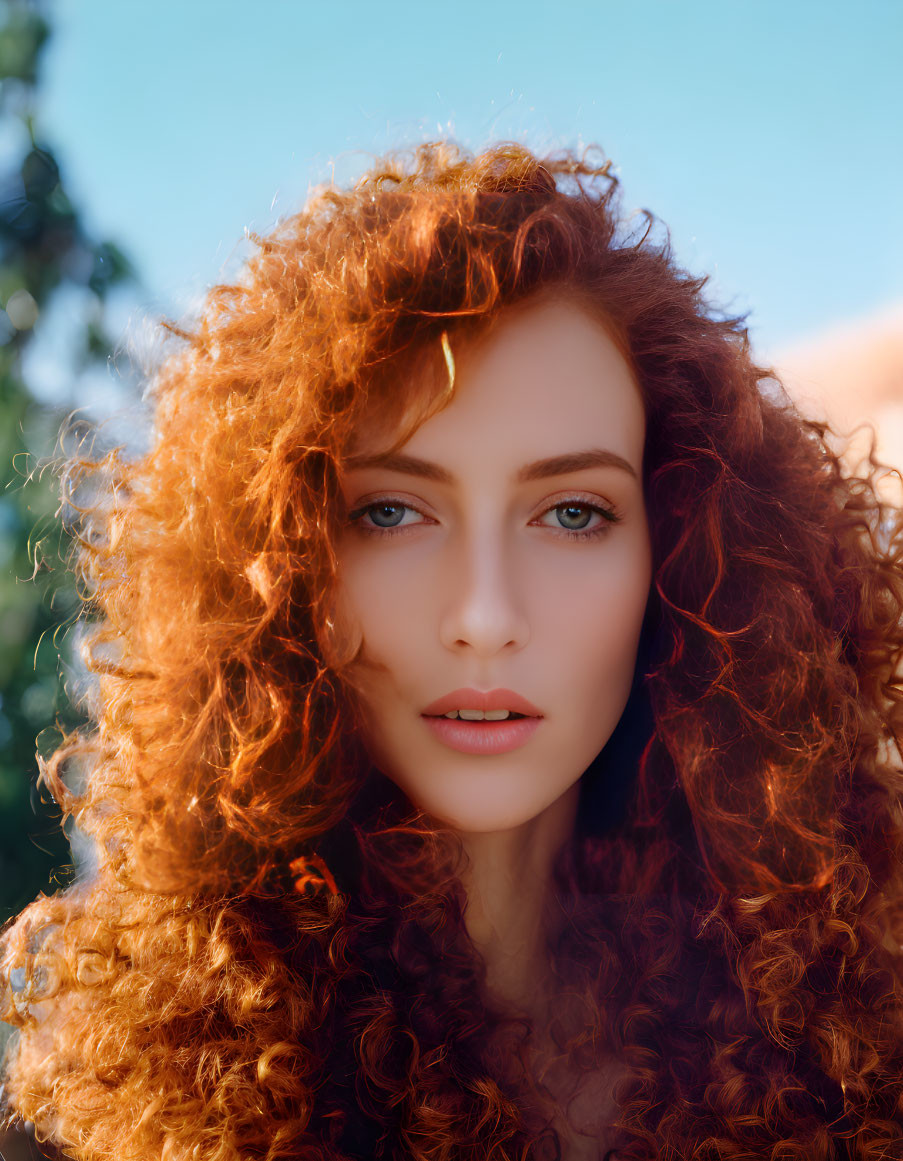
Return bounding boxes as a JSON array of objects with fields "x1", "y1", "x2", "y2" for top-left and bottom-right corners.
[
  {"x1": 421, "y1": 714, "x2": 542, "y2": 755},
  {"x1": 420, "y1": 687, "x2": 543, "y2": 717}
]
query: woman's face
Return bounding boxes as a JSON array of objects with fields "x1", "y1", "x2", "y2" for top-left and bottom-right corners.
[{"x1": 334, "y1": 295, "x2": 652, "y2": 834}]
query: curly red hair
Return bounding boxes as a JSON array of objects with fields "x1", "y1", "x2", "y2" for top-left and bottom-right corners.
[{"x1": 2, "y1": 141, "x2": 903, "y2": 1160}]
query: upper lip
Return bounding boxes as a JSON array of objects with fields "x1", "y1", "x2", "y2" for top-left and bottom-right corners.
[{"x1": 421, "y1": 687, "x2": 543, "y2": 717}]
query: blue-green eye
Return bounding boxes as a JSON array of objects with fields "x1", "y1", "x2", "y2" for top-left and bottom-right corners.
[
  {"x1": 346, "y1": 499, "x2": 428, "y2": 535},
  {"x1": 347, "y1": 497, "x2": 622, "y2": 540},
  {"x1": 537, "y1": 501, "x2": 622, "y2": 540},
  {"x1": 362, "y1": 502, "x2": 408, "y2": 529},
  {"x1": 551, "y1": 504, "x2": 595, "y2": 531}
]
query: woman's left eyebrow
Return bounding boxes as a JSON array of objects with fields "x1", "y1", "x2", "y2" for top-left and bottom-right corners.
[{"x1": 343, "y1": 448, "x2": 638, "y2": 484}]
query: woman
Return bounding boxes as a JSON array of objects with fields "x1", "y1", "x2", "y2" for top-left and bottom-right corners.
[{"x1": 1, "y1": 141, "x2": 902, "y2": 1160}]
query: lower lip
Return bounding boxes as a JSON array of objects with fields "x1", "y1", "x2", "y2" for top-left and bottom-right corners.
[{"x1": 421, "y1": 715, "x2": 542, "y2": 755}]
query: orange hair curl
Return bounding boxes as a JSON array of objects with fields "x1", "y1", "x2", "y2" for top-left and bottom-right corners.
[{"x1": 2, "y1": 141, "x2": 903, "y2": 1160}]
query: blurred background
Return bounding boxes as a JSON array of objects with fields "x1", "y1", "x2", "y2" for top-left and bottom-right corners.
[{"x1": 0, "y1": 0, "x2": 901, "y2": 922}]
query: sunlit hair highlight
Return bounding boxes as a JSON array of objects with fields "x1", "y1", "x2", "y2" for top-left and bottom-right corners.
[{"x1": 2, "y1": 140, "x2": 903, "y2": 1160}]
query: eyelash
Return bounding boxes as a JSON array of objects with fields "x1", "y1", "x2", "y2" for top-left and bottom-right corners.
[{"x1": 346, "y1": 495, "x2": 623, "y2": 542}]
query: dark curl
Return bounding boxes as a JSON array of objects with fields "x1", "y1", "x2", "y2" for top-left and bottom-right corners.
[{"x1": 2, "y1": 141, "x2": 903, "y2": 1160}]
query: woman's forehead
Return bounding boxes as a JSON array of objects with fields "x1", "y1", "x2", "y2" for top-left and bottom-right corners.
[{"x1": 344, "y1": 297, "x2": 646, "y2": 478}]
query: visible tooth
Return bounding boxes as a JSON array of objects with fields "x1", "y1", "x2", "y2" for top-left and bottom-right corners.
[{"x1": 438, "y1": 709, "x2": 520, "y2": 720}]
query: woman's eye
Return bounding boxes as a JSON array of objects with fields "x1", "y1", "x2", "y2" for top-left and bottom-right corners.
[
  {"x1": 534, "y1": 501, "x2": 623, "y2": 540},
  {"x1": 347, "y1": 497, "x2": 622, "y2": 540},
  {"x1": 349, "y1": 500, "x2": 424, "y2": 533}
]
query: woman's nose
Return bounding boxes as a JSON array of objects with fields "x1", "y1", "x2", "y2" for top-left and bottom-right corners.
[{"x1": 437, "y1": 524, "x2": 530, "y2": 657}]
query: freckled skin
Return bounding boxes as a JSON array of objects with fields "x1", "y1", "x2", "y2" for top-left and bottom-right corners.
[{"x1": 334, "y1": 296, "x2": 653, "y2": 838}]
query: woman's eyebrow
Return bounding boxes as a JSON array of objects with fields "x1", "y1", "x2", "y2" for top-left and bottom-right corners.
[{"x1": 343, "y1": 448, "x2": 638, "y2": 484}]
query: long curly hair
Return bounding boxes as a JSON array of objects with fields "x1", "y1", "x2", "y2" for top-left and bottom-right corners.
[{"x1": 3, "y1": 141, "x2": 903, "y2": 1161}]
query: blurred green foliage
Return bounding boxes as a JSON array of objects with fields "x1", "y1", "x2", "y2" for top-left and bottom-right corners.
[{"x1": 0, "y1": 0, "x2": 136, "y2": 923}]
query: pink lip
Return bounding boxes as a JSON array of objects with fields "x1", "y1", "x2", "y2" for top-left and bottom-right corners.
[
  {"x1": 422, "y1": 714, "x2": 542, "y2": 755},
  {"x1": 420, "y1": 687, "x2": 543, "y2": 717}
]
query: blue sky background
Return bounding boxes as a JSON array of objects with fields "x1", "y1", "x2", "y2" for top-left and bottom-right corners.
[{"x1": 36, "y1": 0, "x2": 903, "y2": 363}]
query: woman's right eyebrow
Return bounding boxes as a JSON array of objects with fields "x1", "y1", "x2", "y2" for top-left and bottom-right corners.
[{"x1": 343, "y1": 448, "x2": 638, "y2": 484}]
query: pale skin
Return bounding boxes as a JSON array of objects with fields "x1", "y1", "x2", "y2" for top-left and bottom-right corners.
[{"x1": 333, "y1": 294, "x2": 651, "y2": 1154}]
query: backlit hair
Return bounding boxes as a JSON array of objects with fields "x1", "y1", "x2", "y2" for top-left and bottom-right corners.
[{"x1": 3, "y1": 141, "x2": 903, "y2": 1160}]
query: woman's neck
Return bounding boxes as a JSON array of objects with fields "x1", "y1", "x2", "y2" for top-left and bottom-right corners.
[{"x1": 456, "y1": 781, "x2": 580, "y2": 1020}]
